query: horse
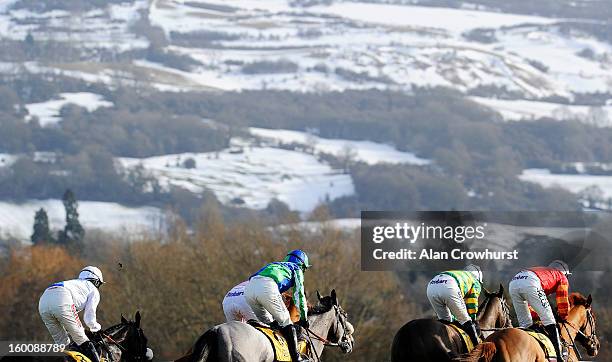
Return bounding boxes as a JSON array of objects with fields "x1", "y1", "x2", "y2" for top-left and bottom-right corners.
[
  {"x1": 391, "y1": 284, "x2": 512, "y2": 362},
  {"x1": 181, "y1": 289, "x2": 354, "y2": 362},
  {"x1": 454, "y1": 293, "x2": 599, "y2": 362},
  {"x1": 2, "y1": 311, "x2": 152, "y2": 362}
]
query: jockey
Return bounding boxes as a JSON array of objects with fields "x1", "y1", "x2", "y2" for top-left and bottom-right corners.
[
  {"x1": 38, "y1": 266, "x2": 105, "y2": 362},
  {"x1": 509, "y1": 260, "x2": 571, "y2": 362},
  {"x1": 222, "y1": 281, "x2": 257, "y2": 322},
  {"x1": 426, "y1": 264, "x2": 483, "y2": 346},
  {"x1": 245, "y1": 250, "x2": 311, "y2": 362}
]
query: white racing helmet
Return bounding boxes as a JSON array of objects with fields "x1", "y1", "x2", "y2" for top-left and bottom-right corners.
[
  {"x1": 549, "y1": 260, "x2": 571, "y2": 275},
  {"x1": 465, "y1": 264, "x2": 483, "y2": 283},
  {"x1": 78, "y1": 266, "x2": 105, "y2": 288}
]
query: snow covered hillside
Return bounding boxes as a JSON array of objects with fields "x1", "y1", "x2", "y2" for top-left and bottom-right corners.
[
  {"x1": 119, "y1": 138, "x2": 355, "y2": 212},
  {"x1": 1, "y1": 0, "x2": 610, "y2": 106},
  {"x1": 249, "y1": 127, "x2": 430, "y2": 165},
  {"x1": 471, "y1": 97, "x2": 612, "y2": 127},
  {"x1": 0, "y1": 199, "x2": 164, "y2": 241}
]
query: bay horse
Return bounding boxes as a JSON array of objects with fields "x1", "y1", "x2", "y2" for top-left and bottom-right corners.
[
  {"x1": 181, "y1": 289, "x2": 353, "y2": 362},
  {"x1": 391, "y1": 284, "x2": 512, "y2": 362},
  {"x1": 2, "y1": 311, "x2": 152, "y2": 362},
  {"x1": 454, "y1": 293, "x2": 599, "y2": 362}
]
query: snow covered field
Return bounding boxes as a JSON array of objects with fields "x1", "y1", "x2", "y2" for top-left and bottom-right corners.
[
  {"x1": 311, "y1": 2, "x2": 556, "y2": 34},
  {"x1": 471, "y1": 97, "x2": 612, "y2": 127},
  {"x1": 1, "y1": 0, "x2": 609, "y2": 102},
  {"x1": 278, "y1": 218, "x2": 361, "y2": 232},
  {"x1": 24, "y1": 92, "x2": 113, "y2": 126},
  {"x1": 0, "y1": 199, "x2": 164, "y2": 241},
  {"x1": 119, "y1": 139, "x2": 354, "y2": 212},
  {"x1": 144, "y1": 0, "x2": 611, "y2": 98},
  {"x1": 118, "y1": 129, "x2": 430, "y2": 213},
  {"x1": 249, "y1": 127, "x2": 430, "y2": 165},
  {"x1": 520, "y1": 169, "x2": 612, "y2": 199},
  {"x1": 0, "y1": 0, "x2": 148, "y2": 51}
]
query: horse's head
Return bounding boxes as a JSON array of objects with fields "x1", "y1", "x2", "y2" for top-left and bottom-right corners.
[
  {"x1": 569, "y1": 293, "x2": 599, "y2": 357},
  {"x1": 480, "y1": 284, "x2": 513, "y2": 329},
  {"x1": 107, "y1": 311, "x2": 153, "y2": 362},
  {"x1": 314, "y1": 289, "x2": 354, "y2": 354}
]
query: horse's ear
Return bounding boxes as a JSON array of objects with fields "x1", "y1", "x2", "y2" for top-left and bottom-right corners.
[
  {"x1": 483, "y1": 287, "x2": 492, "y2": 297},
  {"x1": 135, "y1": 311, "x2": 141, "y2": 328},
  {"x1": 121, "y1": 314, "x2": 128, "y2": 324},
  {"x1": 586, "y1": 295, "x2": 592, "y2": 308},
  {"x1": 331, "y1": 289, "x2": 337, "y2": 305},
  {"x1": 316, "y1": 290, "x2": 322, "y2": 302},
  {"x1": 498, "y1": 283, "x2": 504, "y2": 297}
]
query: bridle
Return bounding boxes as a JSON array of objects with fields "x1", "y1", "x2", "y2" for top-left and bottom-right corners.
[
  {"x1": 560, "y1": 307, "x2": 598, "y2": 360},
  {"x1": 97, "y1": 323, "x2": 148, "y2": 362},
  {"x1": 305, "y1": 304, "x2": 352, "y2": 362}
]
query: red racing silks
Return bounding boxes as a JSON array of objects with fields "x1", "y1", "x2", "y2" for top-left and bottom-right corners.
[{"x1": 529, "y1": 267, "x2": 570, "y2": 319}]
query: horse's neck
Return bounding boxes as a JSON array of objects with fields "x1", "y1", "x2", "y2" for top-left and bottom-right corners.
[
  {"x1": 477, "y1": 299, "x2": 499, "y2": 329},
  {"x1": 308, "y1": 310, "x2": 335, "y2": 356},
  {"x1": 560, "y1": 306, "x2": 587, "y2": 362},
  {"x1": 561, "y1": 307, "x2": 584, "y2": 342},
  {"x1": 103, "y1": 344, "x2": 122, "y2": 362}
]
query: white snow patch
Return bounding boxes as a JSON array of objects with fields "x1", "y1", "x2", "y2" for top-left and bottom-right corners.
[
  {"x1": 249, "y1": 127, "x2": 430, "y2": 165},
  {"x1": 0, "y1": 0, "x2": 148, "y2": 50},
  {"x1": 119, "y1": 141, "x2": 354, "y2": 213},
  {"x1": 520, "y1": 169, "x2": 612, "y2": 199},
  {"x1": 279, "y1": 218, "x2": 361, "y2": 232},
  {"x1": 24, "y1": 92, "x2": 113, "y2": 126},
  {"x1": 311, "y1": 3, "x2": 557, "y2": 35},
  {"x1": 0, "y1": 200, "x2": 164, "y2": 241},
  {"x1": 471, "y1": 97, "x2": 612, "y2": 127},
  {"x1": 0, "y1": 153, "x2": 18, "y2": 168}
]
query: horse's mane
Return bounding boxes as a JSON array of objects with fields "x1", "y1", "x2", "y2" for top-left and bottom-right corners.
[
  {"x1": 477, "y1": 297, "x2": 489, "y2": 317},
  {"x1": 309, "y1": 301, "x2": 333, "y2": 315},
  {"x1": 569, "y1": 292, "x2": 588, "y2": 307},
  {"x1": 477, "y1": 292, "x2": 499, "y2": 317}
]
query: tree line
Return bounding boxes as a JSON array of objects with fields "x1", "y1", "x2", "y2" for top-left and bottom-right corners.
[{"x1": 2, "y1": 207, "x2": 612, "y2": 361}]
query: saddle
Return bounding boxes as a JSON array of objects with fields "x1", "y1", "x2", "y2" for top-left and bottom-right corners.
[
  {"x1": 446, "y1": 323, "x2": 477, "y2": 352},
  {"x1": 63, "y1": 350, "x2": 107, "y2": 362},
  {"x1": 521, "y1": 328, "x2": 557, "y2": 361},
  {"x1": 247, "y1": 320, "x2": 308, "y2": 362},
  {"x1": 63, "y1": 345, "x2": 107, "y2": 362}
]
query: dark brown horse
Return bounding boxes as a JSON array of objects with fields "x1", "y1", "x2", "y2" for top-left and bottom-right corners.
[
  {"x1": 454, "y1": 293, "x2": 599, "y2": 362},
  {"x1": 1, "y1": 312, "x2": 152, "y2": 362},
  {"x1": 391, "y1": 284, "x2": 512, "y2": 362}
]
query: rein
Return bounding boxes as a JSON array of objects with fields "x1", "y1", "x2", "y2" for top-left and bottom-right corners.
[
  {"x1": 559, "y1": 308, "x2": 597, "y2": 361},
  {"x1": 306, "y1": 328, "x2": 339, "y2": 347},
  {"x1": 101, "y1": 332, "x2": 127, "y2": 353},
  {"x1": 98, "y1": 323, "x2": 146, "y2": 361},
  {"x1": 304, "y1": 305, "x2": 351, "y2": 362},
  {"x1": 560, "y1": 322, "x2": 582, "y2": 361}
]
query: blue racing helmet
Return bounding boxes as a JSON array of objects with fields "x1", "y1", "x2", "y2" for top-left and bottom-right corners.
[{"x1": 284, "y1": 249, "x2": 311, "y2": 269}]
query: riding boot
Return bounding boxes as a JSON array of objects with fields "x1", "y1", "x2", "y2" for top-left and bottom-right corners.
[
  {"x1": 461, "y1": 320, "x2": 480, "y2": 346},
  {"x1": 78, "y1": 340, "x2": 101, "y2": 362},
  {"x1": 544, "y1": 324, "x2": 565, "y2": 362},
  {"x1": 281, "y1": 324, "x2": 309, "y2": 362}
]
